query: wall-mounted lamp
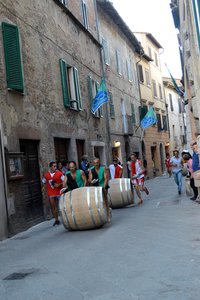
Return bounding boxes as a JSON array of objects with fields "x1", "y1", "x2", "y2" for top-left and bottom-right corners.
[{"x1": 114, "y1": 140, "x2": 121, "y2": 147}]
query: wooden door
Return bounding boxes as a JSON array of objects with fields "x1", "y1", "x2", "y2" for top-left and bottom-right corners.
[
  {"x1": 20, "y1": 140, "x2": 44, "y2": 220},
  {"x1": 54, "y1": 138, "x2": 69, "y2": 163}
]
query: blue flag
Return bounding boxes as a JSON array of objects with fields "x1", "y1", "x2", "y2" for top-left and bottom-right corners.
[
  {"x1": 91, "y1": 79, "x2": 108, "y2": 114},
  {"x1": 141, "y1": 106, "x2": 157, "y2": 129}
]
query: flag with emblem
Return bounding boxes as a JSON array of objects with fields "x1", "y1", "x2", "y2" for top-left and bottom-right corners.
[
  {"x1": 141, "y1": 106, "x2": 157, "y2": 129},
  {"x1": 91, "y1": 79, "x2": 108, "y2": 114}
]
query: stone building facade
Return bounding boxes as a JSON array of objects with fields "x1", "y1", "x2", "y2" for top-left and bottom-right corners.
[
  {"x1": 0, "y1": 0, "x2": 111, "y2": 237},
  {"x1": 170, "y1": 0, "x2": 200, "y2": 142},
  {"x1": 134, "y1": 33, "x2": 170, "y2": 178},
  {"x1": 163, "y1": 77, "x2": 187, "y2": 154},
  {"x1": 96, "y1": 0, "x2": 144, "y2": 172}
]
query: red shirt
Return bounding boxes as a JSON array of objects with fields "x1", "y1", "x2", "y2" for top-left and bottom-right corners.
[
  {"x1": 130, "y1": 161, "x2": 136, "y2": 176},
  {"x1": 114, "y1": 165, "x2": 123, "y2": 178},
  {"x1": 165, "y1": 158, "x2": 171, "y2": 168},
  {"x1": 43, "y1": 170, "x2": 63, "y2": 197}
]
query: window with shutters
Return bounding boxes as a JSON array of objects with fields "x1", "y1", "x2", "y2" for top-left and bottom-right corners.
[
  {"x1": 178, "y1": 97, "x2": 182, "y2": 113},
  {"x1": 148, "y1": 46, "x2": 152, "y2": 58},
  {"x1": 162, "y1": 115, "x2": 168, "y2": 131},
  {"x1": 138, "y1": 64, "x2": 144, "y2": 83},
  {"x1": 156, "y1": 113, "x2": 162, "y2": 131},
  {"x1": 145, "y1": 69, "x2": 150, "y2": 86},
  {"x1": 116, "y1": 50, "x2": 122, "y2": 75},
  {"x1": 159, "y1": 84, "x2": 163, "y2": 99},
  {"x1": 126, "y1": 59, "x2": 131, "y2": 82},
  {"x1": 139, "y1": 105, "x2": 148, "y2": 122},
  {"x1": 2, "y1": 22, "x2": 24, "y2": 93},
  {"x1": 81, "y1": 0, "x2": 89, "y2": 30},
  {"x1": 102, "y1": 38, "x2": 110, "y2": 65},
  {"x1": 131, "y1": 103, "x2": 136, "y2": 125},
  {"x1": 87, "y1": 75, "x2": 103, "y2": 118},
  {"x1": 169, "y1": 93, "x2": 174, "y2": 111},
  {"x1": 59, "y1": 59, "x2": 82, "y2": 111},
  {"x1": 109, "y1": 92, "x2": 115, "y2": 119},
  {"x1": 154, "y1": 52, "x2": 159, "y2": 67},
  {"x1": 152, "y1": 80, "x2": 158, "y2": 98}
]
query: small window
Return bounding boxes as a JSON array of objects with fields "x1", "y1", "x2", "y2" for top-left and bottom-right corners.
[
  {"x1": 126, "y1": 59, "x2": 131, "y2": 82},
  {"x1": 169, "y1": 93, "x2": 174, "y2": 111},
  {"x1": 59, "y1": 59, "x2": 82, "y2": 111},
  {"x1": 154, "y1": 52, "x2": 159, "y2": 67},
  {"x1": 145, "y1": 69, "x2": 150, "y2": 86},
  {"x1": 159, "y1": 84, "x2": 163, "y2": 99},
  {"x1": 152, "y1": 80, "x2": 158, "y2": 98},
  {"x1": 133, "y1": 65, "x2": 138, "y2": 88},
  {"x1": 81, "y1": 0, "x2": 89, "y2": 30},
  {"x1": 178, "y1": 97, "x2": 182, "y2": 113},
  {"x1": 109, "y1": 92, "x2": 115, "y2": 119},
  {"x1": 148, "y1": 46, "x2": 152, "y2": 58},
  {"x1": 156, "y1": 113, "x2": 162, "y2": 131},
  {"x1": 116, "y1": 50, "x2": 122, "y2": 75},
  {"x1": 102, "y1": 38, "x2": 110, "y2": 65},
  {"x1": 131, "y1": 103, "x2": 136, "y2": 125},
  {"x1": 138, "y1": 64, "x2": 144, "y2": 83},
  {"x1": 139, "y1": 105, "x2": 148, "y2": 121},
  {"x1": 162, "y1": 115, "x2": 168, "y2": 131}
]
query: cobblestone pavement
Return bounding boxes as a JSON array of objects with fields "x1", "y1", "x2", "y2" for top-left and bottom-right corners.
[{"x1": 1, "y1": 175, "x2": 200, "y2": 300}]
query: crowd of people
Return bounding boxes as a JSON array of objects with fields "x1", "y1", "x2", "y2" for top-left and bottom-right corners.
[
  {"x1": 165, "y1": 140, "x2": 200, "y2": 199},
  {"x1": 41, "y1": 153, "x2": 149, "y2": 226}
]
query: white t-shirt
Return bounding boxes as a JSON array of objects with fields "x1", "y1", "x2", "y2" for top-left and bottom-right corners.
[{"x1": 170, "y1": 156, "x2": 182, "y2": 172}]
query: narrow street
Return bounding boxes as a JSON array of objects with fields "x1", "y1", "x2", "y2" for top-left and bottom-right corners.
[{"x1": 1, "y1": 175, "x2": 200, "y2": 300}]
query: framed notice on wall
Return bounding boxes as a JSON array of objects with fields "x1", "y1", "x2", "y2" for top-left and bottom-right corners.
[{"x1": 6, "y1": 152, "x2": 24, "y2": 181}]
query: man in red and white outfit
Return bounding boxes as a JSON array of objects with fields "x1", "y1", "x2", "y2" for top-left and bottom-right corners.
[
  {"x1": 109, "y1": 157, "x2": 123, "y2": 179},
  {"x1": 42, "y1": 161, "x2": 65, "y2": 226},
  {"x1": 130, "y1": 153, "x2": 149, "y2": 205}
]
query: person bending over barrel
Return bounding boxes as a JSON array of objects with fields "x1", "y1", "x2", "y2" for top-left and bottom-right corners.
[
  {"x1": 88, "y1": 158, "x2": 111, "y2": 222},
  {"x1": 63, "y1": 161, "x2": 87, "y2": 191}
]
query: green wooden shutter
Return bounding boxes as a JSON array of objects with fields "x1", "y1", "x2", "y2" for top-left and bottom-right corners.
[
  {"x1": 59, "y1": 59, "x2": 70, "y2": 108},
  {"x1": 87, "y1": 75, "x2": 93, "y2": 109},
  {"x1": 109, "y1": 92, "x2": 115, "y2": 118},
  {"x1": 73, "y1": 67, "x2": 82, "y2": 110},
  {"x1": 2, "y1": 22, "x2": 24, "y2": 93},
  {"x1": 131, "y1": 103, "x2": 136, "y2": 125}
]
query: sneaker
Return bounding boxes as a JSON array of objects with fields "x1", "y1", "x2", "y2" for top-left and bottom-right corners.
[
  {"x1": 178, "y1": 191, "x2": 181, "y2": 195},
  {"x1": 53, "y1": 220, "x2": 60, "y2": 226},
  {"x1": 190, "y1": 197, "x2": 197, "y2": 200},
  {"x1": 145, "y1": 187, "x2": 149, "y2": 195}
]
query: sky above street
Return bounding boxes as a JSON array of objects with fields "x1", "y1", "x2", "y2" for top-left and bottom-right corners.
[{"x1": 112, "y1": 0, "x2": 182, "y2": 79}]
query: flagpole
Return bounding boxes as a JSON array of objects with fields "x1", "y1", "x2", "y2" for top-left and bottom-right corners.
[{"x1": 140, "y1": 128, "x2": 144, "y2": 141}]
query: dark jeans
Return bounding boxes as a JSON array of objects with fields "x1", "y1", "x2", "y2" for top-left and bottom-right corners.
[{"x1": 190, "y1": 177, "x2": 198, "y2": 198}]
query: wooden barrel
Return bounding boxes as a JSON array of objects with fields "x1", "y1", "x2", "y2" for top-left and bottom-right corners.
[
  {"x1": 108, "y1": 178, "x2": 134, "y2": 208},
  {"x1": 59, "y1": 186, "x2": 108, "y2": 230}
]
